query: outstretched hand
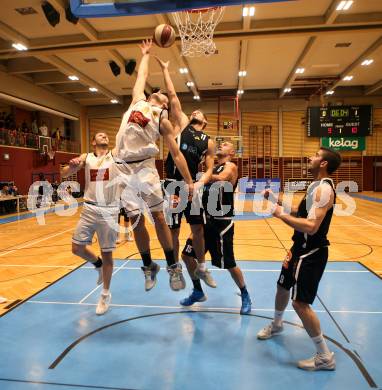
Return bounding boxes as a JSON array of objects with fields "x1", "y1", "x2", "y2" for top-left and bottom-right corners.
[
  {"x1": 139, "y1": 39, "x2": 152, "y2": 55},
  {"x1": 69, "y1": 157, "x2": 82, "y2": 169},
  {"x1": 154, "y1": 56, "x2": 170, "y2": 70}
]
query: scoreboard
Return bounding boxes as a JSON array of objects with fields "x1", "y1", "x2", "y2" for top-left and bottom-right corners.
[{"x1": 307, "y1": 105, "x2": 372, "y2": 137}]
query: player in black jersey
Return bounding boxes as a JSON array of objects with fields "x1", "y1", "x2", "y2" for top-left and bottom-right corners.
[
  {"x1": 156, "y1": 57, "x2": 216, "y2": 288},
  {"x1": 257, "y1": 147, "x2": 341, "y2": 371},
  {"x1": 180, "y1": 142, "x2": 252, "y2": 314}
]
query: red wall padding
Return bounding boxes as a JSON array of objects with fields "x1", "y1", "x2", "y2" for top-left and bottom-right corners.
[{"x1": 0, "y1": 146, "x2": 84, "y2": 194}]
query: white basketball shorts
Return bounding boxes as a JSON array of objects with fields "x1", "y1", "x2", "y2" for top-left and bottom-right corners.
[{"x1": 72, "y1": 202, "x2": 119, "y2": 252}]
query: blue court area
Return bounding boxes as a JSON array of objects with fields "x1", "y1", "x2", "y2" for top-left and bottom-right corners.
[{"x1": 0, "y1": 260, "x2": 381, "y2": 389}]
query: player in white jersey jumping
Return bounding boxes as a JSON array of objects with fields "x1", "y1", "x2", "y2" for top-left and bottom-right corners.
[
  {"x1": 156, "y1": 56, "x2": 216, "y2": 289},
  {"x1": 114, "y1": 39, "x2": 193, "y2": 292},
  {"x1": 61, "y1": 132, "x2": 120, "y2": 315}
]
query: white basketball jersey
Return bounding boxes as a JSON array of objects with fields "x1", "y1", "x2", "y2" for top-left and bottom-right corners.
[
  {"x1": 115, "y1": 100, "x2": 165, "y2": 161},
  {"x1": 84, "y1": 151, "x2": 120, "y2": 206}
]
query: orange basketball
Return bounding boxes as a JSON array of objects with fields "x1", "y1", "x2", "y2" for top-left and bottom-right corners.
[{"x1": 153, "y1": 24, "x2": 176, "y2": 48}]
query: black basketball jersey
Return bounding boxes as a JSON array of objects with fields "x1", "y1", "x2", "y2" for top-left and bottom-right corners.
[
  {"x1": 292, "y1": 178, "x2": 336, "y2": 251},
  {"x1": 165, "y1": 124, "x2": 209, "y2": 181},
  {"x1": 202, "y1": 162, "x2": 237, "y2": 218}
]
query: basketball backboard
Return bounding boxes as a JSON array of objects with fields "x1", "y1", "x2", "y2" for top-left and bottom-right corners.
[{"x1": 70, "y1": 0, "x2": 292, "y2": 18}]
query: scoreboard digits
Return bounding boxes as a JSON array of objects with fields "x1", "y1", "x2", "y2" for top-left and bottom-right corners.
[{"x1": 307, "y1": 105, "x2": 372, "y2": 136}]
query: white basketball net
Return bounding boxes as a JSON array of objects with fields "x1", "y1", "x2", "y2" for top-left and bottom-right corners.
[{"x1": 173, "y1": 7, "x2": 225, "y2": 57}]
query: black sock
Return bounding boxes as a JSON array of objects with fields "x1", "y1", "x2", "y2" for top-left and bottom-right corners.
[
  {"x1": 141, "y1": 251, "x2": 152, "y2": 267},
  {"x1": 192, "y1": 278, "x2": 203, "y2": 293},
  {"x1": 240, "y1": 285, "x2": 248, "y2": 296},
  {"x1": 164, "y1": 249, "x2": 176, "y2": 267},
  {"x1": 93, "y1": 257, "x2": 102, "y2": 268}
]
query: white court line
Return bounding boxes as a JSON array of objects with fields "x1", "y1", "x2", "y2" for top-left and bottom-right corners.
[
  {"x1": 330, "y1": 224, "x2": 381, "y2": 227},
  {"x1": 86, "y1": 266, "x2": 375, "y2": 274},
  {"x1": 0, "y1": 227, "x2": 74, "y2": 258},
  {"x1": 352, "y1": 214, "x2": 382, "y2": 228},
  {"x1": 26, "y1": 300, "x2": 382, "y2": 315},
  {"x1": 78, "y1": 259, "x2": 130, "y2": 303},
  {"x1": 0, "y1": 264, "x2": 378, "y2": 273}
]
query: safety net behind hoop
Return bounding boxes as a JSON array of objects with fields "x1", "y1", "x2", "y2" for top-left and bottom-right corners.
[{"x1": 173, "y1": 7, "x2": 225, "y2": 57}]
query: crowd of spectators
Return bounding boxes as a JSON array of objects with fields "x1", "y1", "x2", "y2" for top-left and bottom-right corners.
[{"x1": 0, "y1": 112, "x2": 79, "y2": 152}]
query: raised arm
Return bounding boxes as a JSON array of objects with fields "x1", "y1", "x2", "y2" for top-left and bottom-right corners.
[
  {"x1": 160, "y1": 118, "x2": 192, "y2": 185},
  {"x1": 155, "y1": 56, "x2": 188, "y2": 131},
  {"x1": 132, "y1": 39, "x2": 152, "y2": 105},
  {"x1": 61, "y1": 153, "x2": 87, "y2": 178},
  {"x1": 197, "y1": 139, "x2": 215, "y2": 185}
]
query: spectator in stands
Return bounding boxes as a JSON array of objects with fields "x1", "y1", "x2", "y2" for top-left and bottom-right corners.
[
  {"x1": 5, "y1": 113, "x2": 16, "y2": 130},
  {"x1": 0, "y1": 185, "x2": 12, "y2": 213},
  {"x1": 9, "y1": 185, "x2": 19, "y2": 196},
  {"x1": 39, "y1": 122, "x2": 48, "y2": 137},
  {"x1": 1, "y1": 185, "x2": 9, "y2": 196},
  {"x1": 31, "y1": 119, "x2": 39, "y2": 135},
  {"x1": 6, "y1": 185, "x2": 18, "y2": 212},
  {"x1": 52, "y1": 127, "x2": 60, "y2": 140},
  {"x1": 21, "y1": 120, "x2": 28, "y2": 132}
]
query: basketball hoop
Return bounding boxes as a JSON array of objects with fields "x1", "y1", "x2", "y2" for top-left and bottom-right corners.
[
  {"x1": 173, "y1": 6, "x2": 225, "y2": 57},
  {"x1": 47, "y1": 150, "x2": 55, "y2": 161},
  {"x1": 40, "y1": 144, "x2": 55, "y2": 162}
]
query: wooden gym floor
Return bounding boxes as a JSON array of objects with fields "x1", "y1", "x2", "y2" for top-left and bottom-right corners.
[{"x1": 0, "y1": 192, "x2": 381, "y2": 316}]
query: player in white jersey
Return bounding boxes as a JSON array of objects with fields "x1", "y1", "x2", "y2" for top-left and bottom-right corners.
[
  {"x1": 61, "y1": 132, "x2": 120, "y2": 315},
  {"x1": 114, "y1": 39, "x2": 193, "y2": 292}
]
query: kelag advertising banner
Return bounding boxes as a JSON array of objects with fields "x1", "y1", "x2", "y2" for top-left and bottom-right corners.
[{"x1": 321, "y1": 137, "x2": 365, "y2": 151}]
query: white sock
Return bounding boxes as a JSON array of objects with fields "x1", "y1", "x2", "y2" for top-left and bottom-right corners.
[
  {"x1": 273, "y1": 310, "x2": 284, "y2": 327},
  {"x1": 102, "y1": 288, "x2": 110, "y2": 296},
  {"x1": 198, "y1": 263, "x2": 206, "y2": 271},
  {"x1": 311, "y1": 333, "x2": 331, "y2": 356}
]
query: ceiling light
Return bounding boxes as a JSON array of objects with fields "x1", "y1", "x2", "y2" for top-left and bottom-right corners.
[
  {"x1": 336, "y1": 1, "x2": 353, "y2": 11},
  {"x1": 249, "y1": 7, "x2": 255, "y2": 17},
  {"x1": 12, "y1": 43, "x2": 28, "y2": 51},
  {"x1": 326, "y1": 90, "x2": 335, "y2": 95},
  {"x1": 179, "y1": 68, "x2": 188, "y2": 74},
  {"x1": 89, "y1": 87, "x2": 98, "y2": 92},
  {"x1": 295, "y1": 68, "x2": 305, "y2": 74},
  {"x1": 284, "y1": 88, "x2": 292, "y2": 93},
  {"x1": 242, "y1": 7, "x2": 248, "y2": 17},
  {"x1": 343, "y1": 0, "x2": 353, "y2": 10},
  {"x1": 237, "y1": 89, "x2": 244, "y2": 95},
  {"x1": 186, "y1": 81, "x2": 194, "y2": 87},
  {"x1": 343, "y1": 75, "x2": 353, "y2": 81},
  {"x1": 193, "y1": 95, "x2": 200, "y2": 100},
  {"x1": 238, "y1": 70, "x2": 247, "y2": 77},
  {"x1": 361, "y1": 59, "x2": 374, "y2": 66},
  {"x1": 68, "y1": 75, "x2": 79, "y2": 81},
  {"x1": 110, "y1": 99, "x2": 119, "y2": 104}
]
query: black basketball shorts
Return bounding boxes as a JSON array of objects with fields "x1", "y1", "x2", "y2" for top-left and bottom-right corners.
[
  {"x1": 277, "y1": 246, "x2": 328, "y2": 304},
  {"x1": 163, "y1": 180, "x2": 204, "y2": 229},
  {"x1": 181, "y1": 217, "x2": 236, "y2": 269}
]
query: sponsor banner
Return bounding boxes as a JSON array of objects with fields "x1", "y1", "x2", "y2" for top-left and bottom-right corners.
[
  {"x1": 239, "y1": 178, "x2": 281, "y2": 193},
  {"x1": 285, "y1": 178, "x2": 314, "y2": 192},
  {"x1": 321, "y1": 136, "x2": 365, "y2": 151}
]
